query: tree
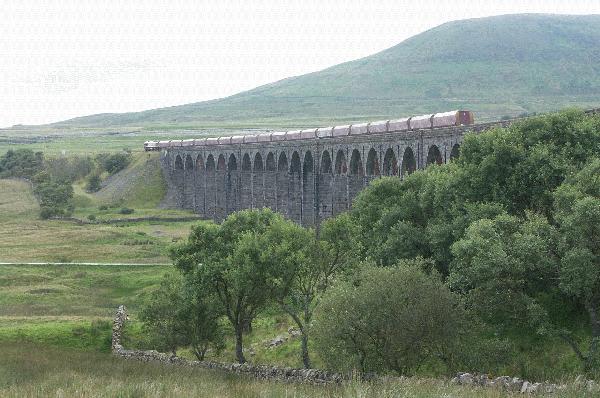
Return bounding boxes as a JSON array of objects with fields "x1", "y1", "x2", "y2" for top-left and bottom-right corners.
[
  {"x1": 312, "y1": 259, "x2": 466, "y2": 374},
  {"x1": 449, "y1": 213, "x2": 559, "y2": 330},
  {"x1": 266, "y1": 213, "x2": 360, "y2": 368},
  {"x1": 96, "y1": 152, "x2": 131, "y2": 175},
  {"x1": 139, "y1": 272, "x2": 223, "y2": 359},
  {"x1": 171, "y1": 209, "x2": 282, "y2": 363},
  {"x1": 139, "y1": 273, "x2": 191, "y2": 355},
  {"x1": 554, "y1": 159, "x2": 600, "y2": 371},
  {"x1": 33, "y1": 179, "x2": 74, "y2": 219},
  {"x1": 0, "y1": 149, "x2": 44, "y2": 178},
  {"x1": 347, "y1": 110, "x2": 600, "y2": 275},
  {"x1": 86, "y1": 174, "x2": 102, "y2": 193}
]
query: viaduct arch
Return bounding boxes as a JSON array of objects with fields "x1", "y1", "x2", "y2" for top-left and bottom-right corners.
[{"x1": 161, "y1": 118, "x2": 511, "y2": 226}]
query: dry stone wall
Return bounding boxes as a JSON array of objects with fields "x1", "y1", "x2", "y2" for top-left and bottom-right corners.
[
  {"x1": 112, "y1": 305, "x2": 344, "y2": 384},
  {"x1": 112, "y1": 305, "x2": 599, "y2": 392}
]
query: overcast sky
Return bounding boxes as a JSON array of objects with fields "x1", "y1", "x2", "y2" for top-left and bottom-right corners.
[{"x1": 1, "y1": 0, "x2": 599, "y2": 127}]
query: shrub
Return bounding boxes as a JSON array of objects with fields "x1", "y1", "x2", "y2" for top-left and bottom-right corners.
[
  {"x1": 86, "y1": 174, "x2": 102, "y2": 193},
  {"x1": 34, "y1": 180, "x2": 74, "y2": 219},
  {"x1": 45, "y1": 155, "x2": 94, "y2": 183},
  {"x1": 87, "y1": 214, "x2": 97, "y2": 221},
  {"x1": 0, "y1": 149, "x2": 44, "y2": 178},
  {"x1": 98, "y1": 205, "x2": 108, "y2": 211},
  {"x1": 96, "y1": 153, "x2": 131, "y2": 175},
  {"x1": 119, "y1": 207, "x2": 134, "y2": 215},
  {"x1": 140, "y1": 273, "x2": 224, "y2": 359},
  {"x1": 313, "y1": 259, "x2": 467, "y2": 375}
]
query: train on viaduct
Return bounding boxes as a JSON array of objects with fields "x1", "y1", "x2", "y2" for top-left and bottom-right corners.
[{"x1": 150, "y1": 110, "x2": 511, "y2": 226}]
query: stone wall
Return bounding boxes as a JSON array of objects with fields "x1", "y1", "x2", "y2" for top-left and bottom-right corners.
[
  {"x1": 159, "y1": 109, "x2": 600, "y2": 225},
  {"x1": 112, "y1": 305, "x2": 345, "y2": 384},
  {"x1": 112, "y1": 305, "x2": 598, "y2": 392},
  {"x1": 161, "y1": 122, "x2": 477, "y2": 225}
]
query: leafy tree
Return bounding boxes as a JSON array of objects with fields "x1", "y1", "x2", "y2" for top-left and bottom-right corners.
[
  {"x1": 96, "y1": 152, "x2": 131, "y2": 175},
  {"x1": 140, "y1": 273, "x2": 223, "y2": 359},
  {"x1": 554, "y1": 159, "x2": 600, "y2": 371},
  {"x1": 33, "y1": 179, "x2": 74, "y2": 219},
  {"x1": 0, "y1": 149, "x2": 43, "y2": 178},
  {"x1": 171, "y1": 209, "x2": 282, "y2": 363},
  {"x1": 449, "y1": 213, "x2": 560, "y2": 331},
  {"x1": 313, "y1": 259, "x2": 466, "y2": 374},
  {"x1": 267, "y1": 213, "x2": 360, "y2": 368},
  {"x1": 86, "y1": 174, "x2": 102, "y2": 193},
  {"x1": 348, "y1": 110, "x2": 600, "y2": 275},
  {"x1": 140, "y1": 273, "x2": 191, "y2": 355},
  {"x1": 45, "y1": 155, "x2": 94, "y2": 182}
]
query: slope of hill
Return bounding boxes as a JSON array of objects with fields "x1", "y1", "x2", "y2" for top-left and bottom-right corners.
[{"x1": 51, "y1": 14, "x2": 600, "y2": 129}]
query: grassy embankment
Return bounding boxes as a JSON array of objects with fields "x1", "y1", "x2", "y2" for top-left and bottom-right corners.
[{"x1": 0, "y1": 154, "x2": 197, "y2": 263}]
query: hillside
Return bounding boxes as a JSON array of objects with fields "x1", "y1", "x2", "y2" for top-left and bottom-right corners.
[{"x1": 50, "y1": 14, "x2": 600, "y2": 129}]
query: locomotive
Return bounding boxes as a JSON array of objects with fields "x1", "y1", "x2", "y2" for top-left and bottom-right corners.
[{"x1": 143, "y1": 110, "x2": 474, "y2": 151}]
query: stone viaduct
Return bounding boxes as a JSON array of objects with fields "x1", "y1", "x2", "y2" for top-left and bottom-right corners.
[{"x1": 160, "y1": 117, "x2": 520, "y2": 226}]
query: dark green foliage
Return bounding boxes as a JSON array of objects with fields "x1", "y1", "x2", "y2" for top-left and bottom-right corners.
[
  {"x1": 0, "y1": 149, "x2": 44, "y2": 179},
  {"x1": 553, "y1": 159, "x2": 600, "y2": 371},
  {"x1": 45, "y1": 156, "x2": 94, "y2": 183},
  {"x1": 345, "y1": 110, "x2": 600, "y2": 374},
  {"x1": 119, "y1": 207, "x2": 134, "y2": 215},
  {"x1": 449, "y1": 213, "x2": 560, "y2": 331},
  {"x1": 139, "y1": 273, "x2": 223, "y2": 359},
  {"x1": 313, "y1": 260, "x2": 467, "y2": 374},
  {"x1": 86, "y1": 174, "x2": 102, "y2": 193},
  {"x1": 171, "y1": 209, "x2": 286, "y2": 363},
  {"x1": 33, "y1": 179, "x2": 74, "y2": 219},
  {"x1": 265, "y1": 213, "x2": 360, "y2": 368},
  {"x1": 350, "y1": 110, "x2": 600, "y2": 275},
  {"x1": 96, "y1": 152, "x2": 131, "y2": 175}
]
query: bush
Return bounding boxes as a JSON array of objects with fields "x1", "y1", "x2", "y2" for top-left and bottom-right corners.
[
  {"x1": 313, "y1": 259, "x2": 467, "y2": 375},
  {"x1": 45, "y1": 155, "x2": 94, "y2": 183},
  {"x1": 34, "y1": 180, "x2": 74, "y2": 219},
  {"x1": 140, "y1": 273, "x2": 224, "y2": 359},
  {"x1": 86, "y1": 174, "x2": 102, "y2": 193},
  {"x1": 119, "y1": 207, "x2": 134, "y2": 215},
  {"x1": 87, "y1": 214, "x2": 96, "y2": 221},
  {"x1": 98, "y1": 205, "x2": 108, "y2": 211},
  {"x1": 0, "y1": 149, "x2": 44, "y2": 178},
  {"x1": 96, "y1": 153, "x2": 131, "y2": 175}
]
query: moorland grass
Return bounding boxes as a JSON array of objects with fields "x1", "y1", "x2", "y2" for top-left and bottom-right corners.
[
  {"x1": 0, "y1": 175, "x2": 197, "y2": 264},
  {"x1": 5, "y1": 343, "x2": 594, "y2": 398},
  {"x1": 0, "y1": 263, "x2": 169, "y2": 352}
]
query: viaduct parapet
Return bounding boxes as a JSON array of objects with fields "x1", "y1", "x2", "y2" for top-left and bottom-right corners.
[{"x1": 160, "y1": 115, "x2": 518, "y2": 226}]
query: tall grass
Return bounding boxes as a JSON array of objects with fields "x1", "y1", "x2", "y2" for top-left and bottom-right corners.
[{"x1": 6, "y1": 343, "x2": 592, "y2": 398}]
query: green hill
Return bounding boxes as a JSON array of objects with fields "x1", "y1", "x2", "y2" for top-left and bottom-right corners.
[{"x1": 52, "y1": 14, "x2": 600, "y2": 129}]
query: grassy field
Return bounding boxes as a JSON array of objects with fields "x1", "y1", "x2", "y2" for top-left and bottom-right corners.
[
  {"x1": 8, "y1": 344, "x2": 591, "y2": 398},
  {"x1": 0, "y1": 263, "x2": 169, "y2": 352},
  {"x1": 0, "y1": 171, "x2": 313, "y2": 369},
  {"x1": 0, "y1": 262, "x2": 315, "y2": 368},
  {"x1": 0, "y1": 160, "x2": 199, "y2": 263}
]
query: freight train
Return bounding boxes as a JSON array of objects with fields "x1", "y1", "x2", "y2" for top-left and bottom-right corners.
[{"x1": 143, "y1": 110, "x2": 474, "y2": 151}]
